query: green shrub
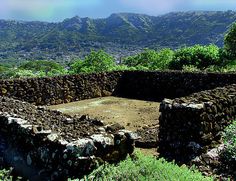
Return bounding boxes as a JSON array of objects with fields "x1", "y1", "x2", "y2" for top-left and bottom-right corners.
[
  {"x1": 19, "y1": 60, "x2": 65, "y2": 73},
  {"x1": 0, "y1": 169, "x2": 12, "y2": 181},
  {"x1": 70, "y1": 50, "x2": 115, "y2": 73},
  {"x1": 75, "y1": 151, "x2": 213, "y2": 181},
  {"x1": 123, "y1": 49, "x2": 159, "y2": 68},
  {"x1": 221, "y1": 121, "x2": 236, "y2": 163},
  {"x1": 182, "y1": 65, "x2": 200, "y2": 72},
  {"x1": 169, "y1": 45, "x2": 220, "y2": 70},
  {"x1": 123, "y1": 48, "x2": 174, "y2": 70},
  {"x1": 0, "y1": 168, "x2": 22, "y2": 181}
]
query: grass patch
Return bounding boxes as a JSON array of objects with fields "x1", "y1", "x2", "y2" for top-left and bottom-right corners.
[{"x1": 74, "y1": 151, "x2": 213, "y2": 181}]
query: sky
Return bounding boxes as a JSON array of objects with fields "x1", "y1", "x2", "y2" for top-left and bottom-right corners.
[{"x1": 0, "y1": 0, "x2": 236, "y2": 22}]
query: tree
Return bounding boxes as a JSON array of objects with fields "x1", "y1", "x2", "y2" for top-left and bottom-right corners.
[
  {"x1": 123, "y1": 49, "x2": 158, "y2": 67},
  {"x1": 19, "y1": 60, "x2": 64, "y2": 73},
  {"x1": 224, "y1": 22, "x2": 236, "y2": 59},
  {"x1": 151, "y1": 48, "x2": 174, "y2": 70},
  {"x1": 123, "y1": 48, "x2": 174, "y2": 70},
  {"x1": 70, "y1": 50, "x2": 115, "y2": 73},
  {"x1": 169, "y1": 45, "x2": 220, "y2": 70},
  {"x1": 18, "y1": 60, "x2": 66, "y2": 76}
]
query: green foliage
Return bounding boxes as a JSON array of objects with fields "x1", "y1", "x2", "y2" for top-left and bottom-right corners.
[
  {"x1": 0, "y1": 168, "x2": 22, "y2": 181},
  {"x1": 0, "y1": 65, "x2": 9, "y2": 73},
  {"x1": 0, "y1": 60, "x2": 67, "y2": 79},
  {"x1": 221, "y1": 121, "x2": 236, "y2": 163},
  {"x1": 123, "y1": 48, "x2": 174, "y2": 70},
  {"x1": 70, "y1": 50, "x2": 115, "y2": 73},
  {"x1": 182, "y1": 65, "x2": 200, "y2": 72},
  {"x1": 169, "y1": 45, "x2": 220, "y2": 70},
  {"x1": 0, "y1": 169, "x2": 12, "y2": 180},
  {"x1": 19, "y1": 60, "x2": 64, "y2": 73},
  {"x1": 75, "y1": 151, "x2": 212, "y2": 181},
  {"x1": 153, "y1": 49, "x2": 174, "y2": 70},
  {"x1": 123, "y1": 49, "x2": 158, "y2": 67},
  {"x1": 1, "y1": 11, "x2": 236, "y2": 62},
  {"x1": 224, "y1": 23, "x2": 236, "y2": 59}
]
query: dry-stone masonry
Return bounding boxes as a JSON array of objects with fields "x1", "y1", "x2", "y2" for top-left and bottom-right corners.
[
  {"x1": 1, "y1": 71, "x2": 236, "y2": 105},
  {"x1": 0, "y1": 96, "x2": 137, "y2": 180},
  {"x1": 0, "y1": 72, "x2": 123, "y2": 105},
  {"x1": 116, "y1": 71, "x2": 236, "y2": 100},
  {"x1": 1, "y1": 71, "x2": 236, "y2": 179},
  {"x1": 158, "y1": 84, "x2": 236, "y2": 163}
]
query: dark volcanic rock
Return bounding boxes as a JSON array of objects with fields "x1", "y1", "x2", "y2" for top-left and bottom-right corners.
[{"x1": 135, "y1": 126, "x2": 158, "y2": 148}]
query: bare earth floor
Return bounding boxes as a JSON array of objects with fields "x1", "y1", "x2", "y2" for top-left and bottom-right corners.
[
  {"x1": 48, "y1": 96, "x2": 160, "y2": 155},
  {"x1": 48, "y1": 96, "x2": 160, "y2": 132}
]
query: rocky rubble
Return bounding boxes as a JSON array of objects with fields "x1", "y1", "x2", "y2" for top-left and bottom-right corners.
[
  {"x1": 191, "y1": 144, "x2": 236, "y2": 180},
  {"x1": 0, "y1": 96, "x2": 137, "y2": 180},
  {"x1": 135, "y1": 125, "x2": 159, "y2": 148}
]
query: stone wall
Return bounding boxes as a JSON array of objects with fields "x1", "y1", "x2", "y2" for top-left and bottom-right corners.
[
  {"x1": 1, "y1": 71, "x2": 236, "y2": 106},
  {"x1": 158, "y1": 84, "x2": 236, "y2": 163},
  {"x1": 1, "y1": 70, "x2": 236, "y2": 171},
  {"x1": 0, "y1": 96, "x2": 136, "y2": 180},
  {"x1": 0, "y1": 71, "x2": 123, "y2": 105},
  {"x1": 116, "y1": 71, "x2": 236, "y2": 101}
]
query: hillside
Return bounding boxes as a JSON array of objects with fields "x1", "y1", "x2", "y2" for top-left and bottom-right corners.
[{"x1": 1, "y1": 11, "x2": 236, "y2": 63}]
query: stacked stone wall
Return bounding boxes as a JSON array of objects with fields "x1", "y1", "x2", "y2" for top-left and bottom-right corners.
[
  {"x1": 116, "y1": 71, "x2": 236, "y2": 100},
  {"x1": 0, "y1": 72, "x2": 123, "y2": 105},
  {"x1": 1, "y1": 71, "x2": 236, "y2": 105},
  {"x1": 158, "y1": 84, "x2": 236, "y2": 163},
  {"x1": 0, "y1": 96, "x2": 136, "y2": 180}
]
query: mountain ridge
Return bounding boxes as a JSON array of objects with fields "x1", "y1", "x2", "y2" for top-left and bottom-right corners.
[{"x1": 1, "y1": 11, "x2": 236, "y2": 63}]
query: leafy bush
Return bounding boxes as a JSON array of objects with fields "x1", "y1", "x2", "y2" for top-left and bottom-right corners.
[
  {"x1": 19, "y1": 60, "x2": 65, "y2": 73},
  {"x1": 169, "y1": 45, "x2": 220, "y2": 70},
  {"x1": 0, "y1": 169, "x2": 12, "y2": 180},
  {"x1": 123, "y1": 48, "x2": 174, "y2": 70},
  {"x1": 0, "y1": 168, "x2": 22, "y2": 181},
  {"x1": 123, "y1": 49, "x2": 159, "y2": 67},
  {"x1": 221, "y1": 121, "x2": 236, "y2": 163},
  {"x1": 70, "y1": 50, "x2": 115, "y2": 73},
  {"x1": 75, "y1": 151, "x2": 212, "y2": 181},
  {"x1": 182, "y1": 65, "x2": 200, "y2": 72}
]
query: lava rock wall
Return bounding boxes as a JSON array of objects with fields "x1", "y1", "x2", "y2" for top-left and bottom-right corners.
[
  {"x1": 158, "y1": 84, "x2": 236, "y2": 163},
  {"x1": 0, "y1": 71, "x2": 123, "y2": 105},
  {"x1": 1, "y1": 71, "x2": 236, "y2": 106},
  {"x1": 0, "y1": 96, "x2": 136, "y2": 180},
  {"x1": 116, "y1": 71, "x2": 236, "y2": 101}
]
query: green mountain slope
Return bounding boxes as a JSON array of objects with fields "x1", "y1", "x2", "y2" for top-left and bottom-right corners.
[{"x1": 1, "y1": 11, "x2": 236, "y2": 63}]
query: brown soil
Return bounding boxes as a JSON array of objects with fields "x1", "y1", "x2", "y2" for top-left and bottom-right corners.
[{"x1": 49, "y1": 96, "x2": 160, "y2": 132}]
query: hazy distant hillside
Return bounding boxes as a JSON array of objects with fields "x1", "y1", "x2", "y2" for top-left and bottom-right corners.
[{"x1": 1, "y1": 11, "x2": 236, "y2": 63}]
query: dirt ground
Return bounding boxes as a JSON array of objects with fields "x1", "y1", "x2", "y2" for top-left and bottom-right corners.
[{"x1": 48, "y1": 96, "x2": 160, "y2": 132}]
